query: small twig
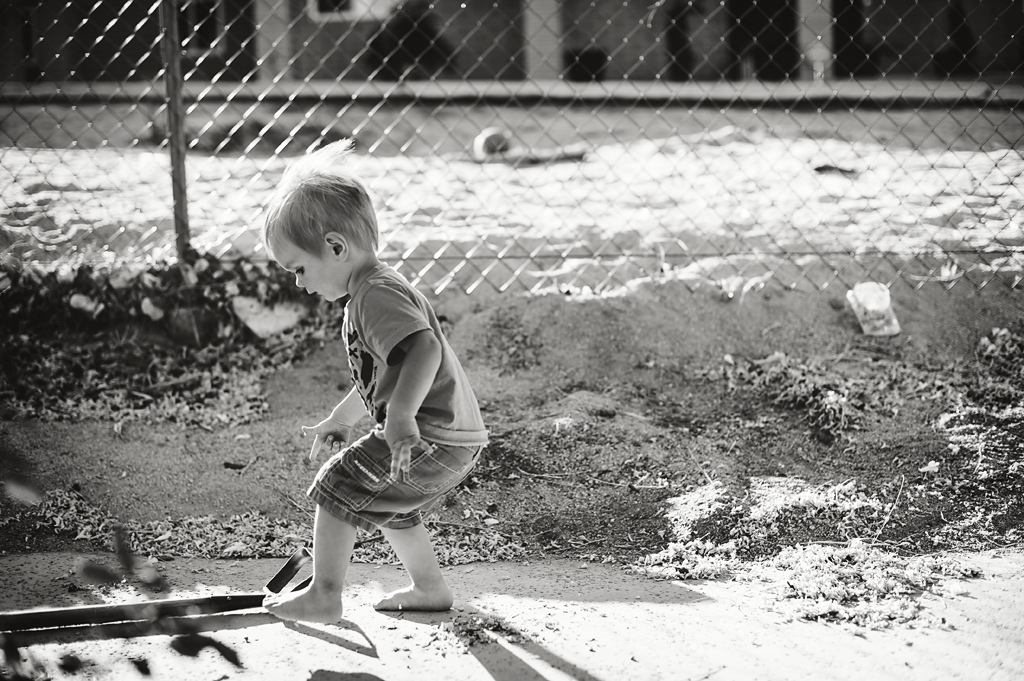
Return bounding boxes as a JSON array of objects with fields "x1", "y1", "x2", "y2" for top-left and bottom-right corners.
[
  {"x1": 687, "y1": 666, "x2": 726, "y2": 681},
  {"x1": 828, "y1": 342, "x2": 852, "y2": 367},
  {"x1": 275, "y1": 487, "x2": 313, "y2": 520},
  {"x1": 517, "y1": 468, "x2": 575, "y2": 487},
  {"x1": 517, "y1": 468, "x2": 569, "y2": 479},
  {"x1": 805, "y1": 539, "x2": 890, "y2": 548},
  {"x1": 874, "y1": 474, "x2": 905, "y2": 540},
  {"x1": 139, "y1": 375, "x2": 202, "y2": 397},
  {"x1": 354, "y1": 534, "x2": 386, "y2": 549},
  {"x1": 238, "y1": 455, "x2": 259, "y2": 476},
  {"x1": 551, "y1": 536, "x2": 607, "y2": 553},
  {"x1": 427, "y1": 520, "x2": 513, "y2": 538},
  {"x1": 572, "y1": 537, "x2": 606, "y2": 547},
  {"x1": 687, "y1": 448, "x2": 715, "y2": 485},
  {"x1": 588, "y1": 476, "x2": 628, "y2": 487},
  {"x1": 587, "y1": 476, "x2": 669, "y2": 490}
]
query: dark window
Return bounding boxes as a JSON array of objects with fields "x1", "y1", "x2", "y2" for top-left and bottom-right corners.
[{"x1": 317, "y1": 0, "x2": 352, "y2": 12}]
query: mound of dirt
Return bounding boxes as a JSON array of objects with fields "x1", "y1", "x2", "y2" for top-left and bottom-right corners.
[{"x1": 443, "y1": 261, "x2": 1024, "y2": 381}]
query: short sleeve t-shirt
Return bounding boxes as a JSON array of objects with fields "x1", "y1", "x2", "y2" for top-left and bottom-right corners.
[{"x1": 344, "y1": 263, "x2": 488, "y2": 447}]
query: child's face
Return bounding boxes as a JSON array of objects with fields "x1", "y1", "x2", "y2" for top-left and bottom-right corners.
[{"x1": 272, "y1": 237, "x2": 348, "y2": 302}]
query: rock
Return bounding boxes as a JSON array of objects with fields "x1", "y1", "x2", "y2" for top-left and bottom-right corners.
[
  {"x1": 472, "y1": 127, "x2": 513, "y2": 162},
  {"x1": 141, "y1": 297, "x2": 164, "y2": 321},
  {"x1": 231, "y1": 295, "x2": 307, "y2": 338},
  {"x1": 69, "y1": 293, "x2": 104, "y2": 317}
]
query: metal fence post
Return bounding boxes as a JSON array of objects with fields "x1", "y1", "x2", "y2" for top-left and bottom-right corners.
[{"x1": 159, "y1": 0, "x2": 191, "y2": 265}]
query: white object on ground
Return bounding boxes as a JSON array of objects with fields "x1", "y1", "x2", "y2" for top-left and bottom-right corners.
[
  {"x1": 846, "y1": 282, "x2": 901, "y2": 336},
  {"x1": 231, "y1": 295, "x2": 307, "y2": 338},
  {"x1": 472, "y1": 127, "x2": 514, "y2": 161}
]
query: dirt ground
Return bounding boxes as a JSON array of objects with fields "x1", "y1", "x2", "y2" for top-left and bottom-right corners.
[{"x1": 2, "y1": 261, "x2": 1024, "y2": 680}]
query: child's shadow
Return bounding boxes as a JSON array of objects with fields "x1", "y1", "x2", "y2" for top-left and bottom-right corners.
[
  {"x1": 284, "y1": 619, "x2": 377, "y2": 659},
  {"x1": 383, "y1": 608, "x2": 603, "y2": 681}
]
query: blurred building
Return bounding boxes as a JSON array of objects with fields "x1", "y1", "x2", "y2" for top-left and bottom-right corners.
[{"x1": 2, "y1": 0, "x2": 1022, "y2": 83}]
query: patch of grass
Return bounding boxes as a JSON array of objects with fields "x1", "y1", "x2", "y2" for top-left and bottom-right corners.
[
  {"x1": 631, "y1": 330, "x2": 1023, "y2": 629},
  {"x1": 717, "y1": 350, "x2": 969, "y2": 444},
  {"x1": 908, "y1": 403, "x2": 1024, "y2": 552},
  {"x1": 636, "y1": 478, "x2": 986, "y2": 629},
  {"x1": 976, "y1": 326, "x2": 1024, "y2": 381},
  {"x1": 721, "y1": 352, "x2": 862, "y2": 444},
  {"x1": 969, "y1": 326, "x2": 1024, "y2": 408},
  {"x1": 746, "y1": 540, "x2": 981, "y2": 629}
]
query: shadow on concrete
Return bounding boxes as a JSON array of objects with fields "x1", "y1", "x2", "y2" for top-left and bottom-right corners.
[
  {"x1": 285, "y1": 618, "x2": 377, "y2": 658},
  {"x1": 308, "y1": 671, "x2": 386, "y2": 681}
]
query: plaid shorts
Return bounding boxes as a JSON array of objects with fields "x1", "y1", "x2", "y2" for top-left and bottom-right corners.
[{"x1": 308, "y1": 429, "x2": 483, "y2": 533}]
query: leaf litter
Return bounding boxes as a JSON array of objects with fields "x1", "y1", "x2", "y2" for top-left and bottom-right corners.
[
  {"x1": 1, "y1": 487, "x2": 524, "y2": 567},
  {"x1": 0, "y1": 255, "x2": 327, "y2": 429}
]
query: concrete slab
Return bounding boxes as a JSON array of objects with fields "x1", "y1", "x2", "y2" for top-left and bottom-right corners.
[{"x1": 1, "y1": 553, "x2": 1022, "y2": 680}]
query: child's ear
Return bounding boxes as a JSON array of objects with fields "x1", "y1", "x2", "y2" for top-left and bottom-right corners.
[{"x1": 324, "y1": 232, "x2": 347, "y2": 259}]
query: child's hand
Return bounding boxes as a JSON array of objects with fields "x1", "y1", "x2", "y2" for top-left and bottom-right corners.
[
  {"x1": 384, "y1": 418, "x2": 429, "y2": 480},
  {"x1": 301, "y1": 417, "x2": 352, "y2": 461}
]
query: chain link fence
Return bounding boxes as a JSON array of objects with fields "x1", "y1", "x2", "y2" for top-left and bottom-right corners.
[{"x1": 2, "y1": 0, "x2": 1023, "y2": 295}]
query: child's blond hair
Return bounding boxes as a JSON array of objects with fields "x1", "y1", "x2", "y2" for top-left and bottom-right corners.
[{"x1": 261, "y1": 140, "x2": 378, "y2": 260}]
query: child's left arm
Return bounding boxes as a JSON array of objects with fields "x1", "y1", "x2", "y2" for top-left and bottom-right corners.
[{"x1": 384, "y1": 328, "x2": 442, "y2": 480}]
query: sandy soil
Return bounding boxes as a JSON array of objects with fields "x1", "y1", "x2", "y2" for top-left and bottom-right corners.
[{"x1": 2, "y1": 551, "x2": 1023, "y2": 681}]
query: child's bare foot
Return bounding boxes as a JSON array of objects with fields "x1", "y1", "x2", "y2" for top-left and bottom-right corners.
[
  {"x1": 374, "y1": 582, "x2": 453, "y2": 612},
  {"x1": 264, "y1": 585, "x2": 344, "y2": 623}
]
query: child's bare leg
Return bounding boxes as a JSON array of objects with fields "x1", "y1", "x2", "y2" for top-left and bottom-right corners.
[
  {"x1": 375, "y1": 523, "x2": 453, "y2": 611},
  {"x1": 264, "y1": 505, "x2": 356, "y2": 623}
]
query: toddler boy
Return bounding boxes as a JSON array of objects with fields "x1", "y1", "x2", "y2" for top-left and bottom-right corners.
[{"x1": 260, "y1": 140, "x2": 488, "y2": 622}]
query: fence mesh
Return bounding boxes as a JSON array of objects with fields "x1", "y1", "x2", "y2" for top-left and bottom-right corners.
[{"x1": 2, "y1": 0, "x2": 1023, "y2": 295}]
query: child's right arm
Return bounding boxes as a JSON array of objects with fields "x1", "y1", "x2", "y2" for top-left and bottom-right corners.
[{"x1": 301, "y1": 386, "x2": 365, "y2": 461}]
